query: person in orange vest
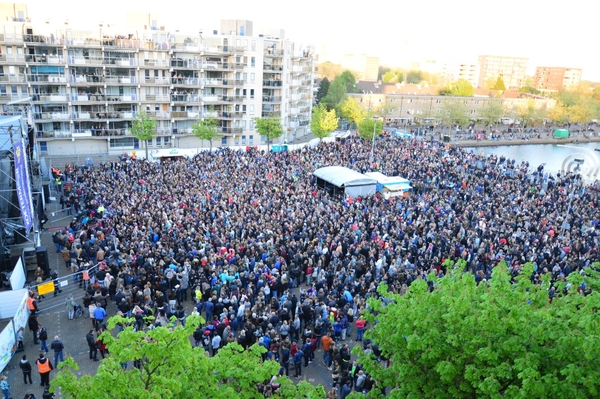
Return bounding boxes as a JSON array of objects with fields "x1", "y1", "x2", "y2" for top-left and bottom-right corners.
[
  {"x1": 27, "y1": 292, "x2": 38, "y2": 315},
  {"x1": 36, "y1": 352, "x2": 53, "y2": 387}
]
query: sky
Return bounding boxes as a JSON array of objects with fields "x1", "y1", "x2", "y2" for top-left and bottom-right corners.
[{"x1": 19, "y1": 0, "x2": 600, "y2": 81}]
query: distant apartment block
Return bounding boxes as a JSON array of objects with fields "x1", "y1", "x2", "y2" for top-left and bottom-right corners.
[
  {"x1": 341, "y1": 54, "x2": 379, "y2": 81},
  {"x1": 0, "y1": 5, "x2": 314, "y2": 156},
  {"x1": 477, "y1": 55, "x2": 528, "y2": 90},
  {"x1": 533, "y1": 66, "x2": 582, "y2": 92},
  {"x1": 442, "y1": 63, "x2": 479, "y2": 88}
]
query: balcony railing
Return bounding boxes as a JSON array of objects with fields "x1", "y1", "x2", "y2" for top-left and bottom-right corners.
[
  {"x1": 202, "y1": 95, "x2": 233, "y2": 103},
  {"x1": 171, "y1": 111, "x2": 200, "y2": 118},
  {"x1": 144, "y1": 77, "x2": 170, "y2": 84},
  {"x1": 0, "y1": 75, "x2": 27, "y2": 83},
  {"x1": 25, "y1": 54, "x2": 64, "y2": 64},
  {"x1": 171, "y1": 94, "x2": 200, "y2": 102},
  {"x1": 172, "y1": 77, "x2": 200, "y2": 86},
  {"x1": 263, "y1": 64, "x2": 283, "y2": 72},
  {"x1": 104, "y1": 76, "x2": 137, "y2": 84},
  {"x1": 0, "y1": 54, "x2": 25, "y2": 63},
  {"x1": 144, "y1": 59, "x2": 170, "y2": 67},
  {"x1": 67, "y1": 56, "x2": 104, "y2": 65},
  {"x1": 217, "y1": 127, "x2": 243, "y2": 134},
  {"x1": 144, "y1": 94, "x2": 171, "y2": 101},
  {"x1": 261, "y1": 111, "x2": 281, "y2": 117},
  {"x1": 264, "y1": 49, "x2": 284, "y2": 57},
  {"x1": 263, "y1": 80, "x2": 282, "y2": 87},
  {"x1": 262, "y1": 96, "x2": 282, "y2": 103}
]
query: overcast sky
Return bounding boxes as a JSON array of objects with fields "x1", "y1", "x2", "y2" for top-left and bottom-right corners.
[{"x1": 21, "y1": 0, "x2": 600, "y2": 81}]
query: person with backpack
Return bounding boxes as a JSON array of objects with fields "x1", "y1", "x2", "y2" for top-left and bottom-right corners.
[
  {"x1": 65, "y1": 294, "x2": 77, "y2": 320},
  {"x1": 20, "y1": 354, "x2": 33, "y2": 384}
]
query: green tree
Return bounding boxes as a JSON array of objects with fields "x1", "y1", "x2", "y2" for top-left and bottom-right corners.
[
  {"x1": 316, "y1": 62, "x2": 343, "y2": 81},
  {"x1": 191, "y1": 110, "x2": 221, "y2": 150},
  {"x1": 315, "y1": 77, "x2": 330, "y2": 105},
  {"x1": 254, "y1": 117, "x2": 284, "y2": 151},
  {"x1": 439, "y1": 79, "x2": 475, "y2": 97},
  {"x1": 381, "y1": 70, "x2": 396, "y2": 83},
  {"x1": 479, "y1": 100, "x2": 505, "y2": 130},
  {"x1": 518, "y1": 85, "x2": 541, "y2": 95},
  {"x1": 441, "y1": 99, "x2": 470, "y2": 132},
  {"x1": 52, "y1": 315, "x2": 325, "y2": 399},
  {"x1": 357, "y1": 117, "x2": 384, "y2": 141},
  {"x1": 484, "y1": 76, "x2": 497, "y2": 90},
  {"x1": 130, "y1": 110, "x2": 157, "y2": 160},
  {"x1": 322, "y1": 77, "x2": 347, "y2": 112},
  {"x1": 492, "y1": 76, "x2": 506, "y2": 91},
  {"x1": 339, "y1": 97, "x2": 365, "y2": 129},
  {"x1": 377, "y1": 66, "x2": 390, "y2": 81},
  {"x1": 339, "y1": 70, "x2": 358, "y2": 93},
  {"x1": 310, "y1": 103, "x2": 339, "y2": 140},
  {"x1": 356, "y1": 263, "x2": 600, "y2": 399},
  {"x1": 406, "y1": 70, "x2": 425, "y2": 84}
]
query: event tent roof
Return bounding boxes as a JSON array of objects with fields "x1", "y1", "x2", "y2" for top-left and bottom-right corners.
[{"x1": 313, "y1": 166, "x2": 377, "y2": 187}]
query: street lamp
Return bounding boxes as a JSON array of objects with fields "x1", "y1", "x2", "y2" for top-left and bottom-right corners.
[
  {"x1": 561, "y1": 159, "x2": 584, "y2": 237},
  {"x1": 370, "y1": 116, "x2": 378, "y2": 163}
]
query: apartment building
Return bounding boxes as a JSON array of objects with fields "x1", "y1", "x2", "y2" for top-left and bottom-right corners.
[
  {"x1": 477, "y1": 55, "x2": 528, "y2": 90},
  {"x1": 341, "y1": 53, "x2": 379, "y2": 81},
  {"x1": 533, "y1": 66, "x2": 582, "y2": 92},
  {"x1": 0, "y1": 7, "x2": 314, "y2": 156},
  {"x1": 349, "y1": 83, "x2": 555, "y2": 126},
  {"x1": 442, "y1": 62, "x2": 479, "y2": 88}
]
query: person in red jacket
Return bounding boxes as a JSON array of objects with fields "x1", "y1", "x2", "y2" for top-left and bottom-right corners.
[{"x1": 356, "y1": 316, "x2": 367, "y2": 341}]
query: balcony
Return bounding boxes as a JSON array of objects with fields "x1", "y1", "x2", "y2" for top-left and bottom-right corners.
[
  {"x1": 263, "y1": 64, "x2": 283, "y2": 72},
  {"x1": 25, "y1": 54, "x2": 64, "y2": 64},
  {"x1": 105, "y1": 76, "x2": 137, "y2": 85},
  {"x1": 0, "y1": 75, "x2": 27, "y2": 83},
  {"x1": 291, "y1": 80, "x2": 302, "y2": 86},
  {"x1": 171, "y1": 94, "x2": 200, "y2": 102},
  {"x1": 171, "y1": 111, "x2": 200, "y2": 119},
  {"x1": 202, "y1": 95, "x2": 233, "y2": 103},
  {"x1": 261, "y1": 111, "x2": 281, "y2": 118},
  {"x1": 146, "y1": 111, "x2": 171, "y2": 118},
  {"x1": 144, "y1": 77, "x2": 170, "y2": 85},
  {"x1": 103, "y1": 58, "x2": 137, "y2": 66},
  {"x1": 262, "y1": 96, "x2": 282, "y2": 103},
  {"x1": 204, "y1": 45, "x2": 234, "y2": 54},
  {"x1": 172, "y1": 77, "x2": 201, "y2": 86},
  {"x1": 219, "y1": 111, "x2": 244, "y2": 119},
  {"x1": 0, "y1": 53, "x2": 25, "y2": 64},
  {"x1": 68, "y1": 75, "x2": 102, "y2": 84},
  {"x1": 170, "y1": 59, "x2": 201, "y2": 69},
  {"x1": 263, "y1": 80, "x2": 282, "y2": 87},
  {"x1": 217, "y1": 127, "x2": 243, "y2": 134},
  {"x1": 289, "y1": 121, "x2": 298, "y2": 128},
  {"x1": 67, "y1": 56, "x2": 104, "y2": 66},
  {"x1": 264, "y1": 49, "x2": 284, "y2": 57},
  {"x1": 144, "y1": 94, "x2": 170, "y2": 102},
  {"x1": 290, "y1": 107, "x2": 299, "y2": 114},
  {"x1": 201, "y1": 62, "x2": 231, "y2": 70},
  {"x1": 35, "y1": 94, "x2": 68, "y2": 102},
  {"x1": 69, "y1": 93, "x2": 106, "y2": 102},
  {"x1": 202, "y1": 78, "x2": 229, "y2": 87},
  {"x1": 144, "y1": 59, "x2": 169, "y2": 67},
  {"x1": 38, "y1": 112, "x2": 70, "y2": 120}
]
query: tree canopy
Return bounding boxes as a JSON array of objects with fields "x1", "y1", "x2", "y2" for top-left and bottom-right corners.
[
  {"x1": 322, "y1": 77, "x2": 347, "y2": 112},
  {"x1": 310, "y1": 103, "x2": 339, "y2": 140},
  {"x1": 254, "y1": 117, "x2": 284, "y2": 151},
  {"x1": 357, "y1": 262, "x2": 600, "y2": 399},
  {"x1": 52, "y1": 315, "x2": 325, "y2": 399},
  {"x1": 492, "y1": 76, "x2": 506, "y2": 91},
  {"x1": 357, "y1": 117, "x2": 384, "y2": 141},
  {"x1": 479, "y1": 100, "x2": 505, "y2": 128},
  {"x1": 339, "y1": 97, "x2": 365, "y2": 129},
  {"x1": 339, "y1": 70, "x2": 359, "y2": 93},
  {"x1": 315, "y1": 77, "x2": 330, "y2": 105},
  {"x1": 438, "y1": 79, "x2": 475, "y2": 97},
  {"x1": 130, "y1": 111, "x2": 157, "y2": 160},
  {"x1": 406, "y1": 70, "x2": 426, "y2": 84},
  {"x1": 192, "y1": 110, "x2": 221, "y2": 150},
  {"x1": 441, "y1": 99, "x2": 470, "y2": 130}
]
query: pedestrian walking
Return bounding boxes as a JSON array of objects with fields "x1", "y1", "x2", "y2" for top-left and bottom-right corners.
[
  {"x1": 20, "y1": 354, "x2": 33, "y2": 384},
  {"x1": 37, "y1": 324, "x2": 48, "y2": 352},
  {"x1": 65, "y1": 294, "x2": 77, "y2": 320},
  {"x1": 28, "y1": 315, "x2": 39, "y2": 345},
  {"x1": 36, "y1": 352, "x2": 53, "y2": 387},
  {"x1": 50, "y1": 335, "x2": 65, "y2": 366},
  {"x1": 86, "y1": 330, "x2": 98, "y2": 361},
  {"x1": 0, "y1": 375, "x2": 10, "y2": 399}
]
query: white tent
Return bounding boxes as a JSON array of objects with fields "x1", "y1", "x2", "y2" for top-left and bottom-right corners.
[{"x1": 313, "y1": 166, "x2": 377, "y2": 198}]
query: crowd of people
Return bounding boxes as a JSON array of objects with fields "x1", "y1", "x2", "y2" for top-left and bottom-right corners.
[{"x1": 29, "y1": 133, "x2": 600, "y2": 397}]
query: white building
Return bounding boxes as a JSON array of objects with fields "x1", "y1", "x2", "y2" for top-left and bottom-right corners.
[{"x1": 0, "y1": 6, "x2": 314, "y2": 156}]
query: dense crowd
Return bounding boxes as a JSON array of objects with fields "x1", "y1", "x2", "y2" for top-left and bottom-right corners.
[{"x1": 41, "y1": 134, "x2": 599, "y2": 397}]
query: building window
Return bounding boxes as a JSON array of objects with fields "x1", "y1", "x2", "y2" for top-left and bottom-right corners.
[
  {"x1": 234, "y1": 135, "x2": 239, "y2": 145},
  {"x1": 243, "y1": 73, "x2": 247, "y2": 82},
  {"x1": 250, "y1": 73, "x2": 255, "y2": 82},
  {"x1": 0, "y1": 86, "x2": 6, "y2": 95},
  {"x1": 241, "y1": 135, "x2": 246, "y2": 145},
  {"x1": 251, "y1": 57, "x2": 255, "y2": 67},
  {"x1": 251, "y1": 41, "x2": 256, "y2": 51},
  {"x1": 156, "y1": 137, "x2": 161, "y2": 146},
  {"x1": 249, "y1": 135, "x2": 254, "y2": 144},
  {"x1": 11, "y1": 85, "x2": 17, "y2": 95},
  {"x1": 407, "y1": 99, "x2": 412, "y2": 103},
  {"x1": 39, "y1": 141, "x2": 47, "y2": 152},
  {"x1": 221, "y1": 136, "x2": 227, "y2": 145},
  {"x1": 249, "y1": 105, "x2": 254, "y2": 115},
  {"x1": 250, "y1": 89, "x2": 254, "y2": 98},
  {"x1": 242, "y1": 120, "x2": 247, "y2": 129},
  {"x1": 250, "y1": 120, "x2": 254, "y2": 130},
  {"x1": 243, "y1": 56, "x2": 248, "y2": 65}
]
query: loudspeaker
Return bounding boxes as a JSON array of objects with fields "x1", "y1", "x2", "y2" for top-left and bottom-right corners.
[{"x1": 36, "y1": 245, "x2": 49, "y2": 276}]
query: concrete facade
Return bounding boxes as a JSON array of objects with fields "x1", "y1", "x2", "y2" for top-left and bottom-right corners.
[{"x1": 0, "y1": 7, "x2": 314, "y2": 156}]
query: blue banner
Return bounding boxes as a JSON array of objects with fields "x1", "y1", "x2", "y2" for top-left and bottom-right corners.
[{"x1": 13, "y1": 140, "x2": 33, "y2": 232}]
